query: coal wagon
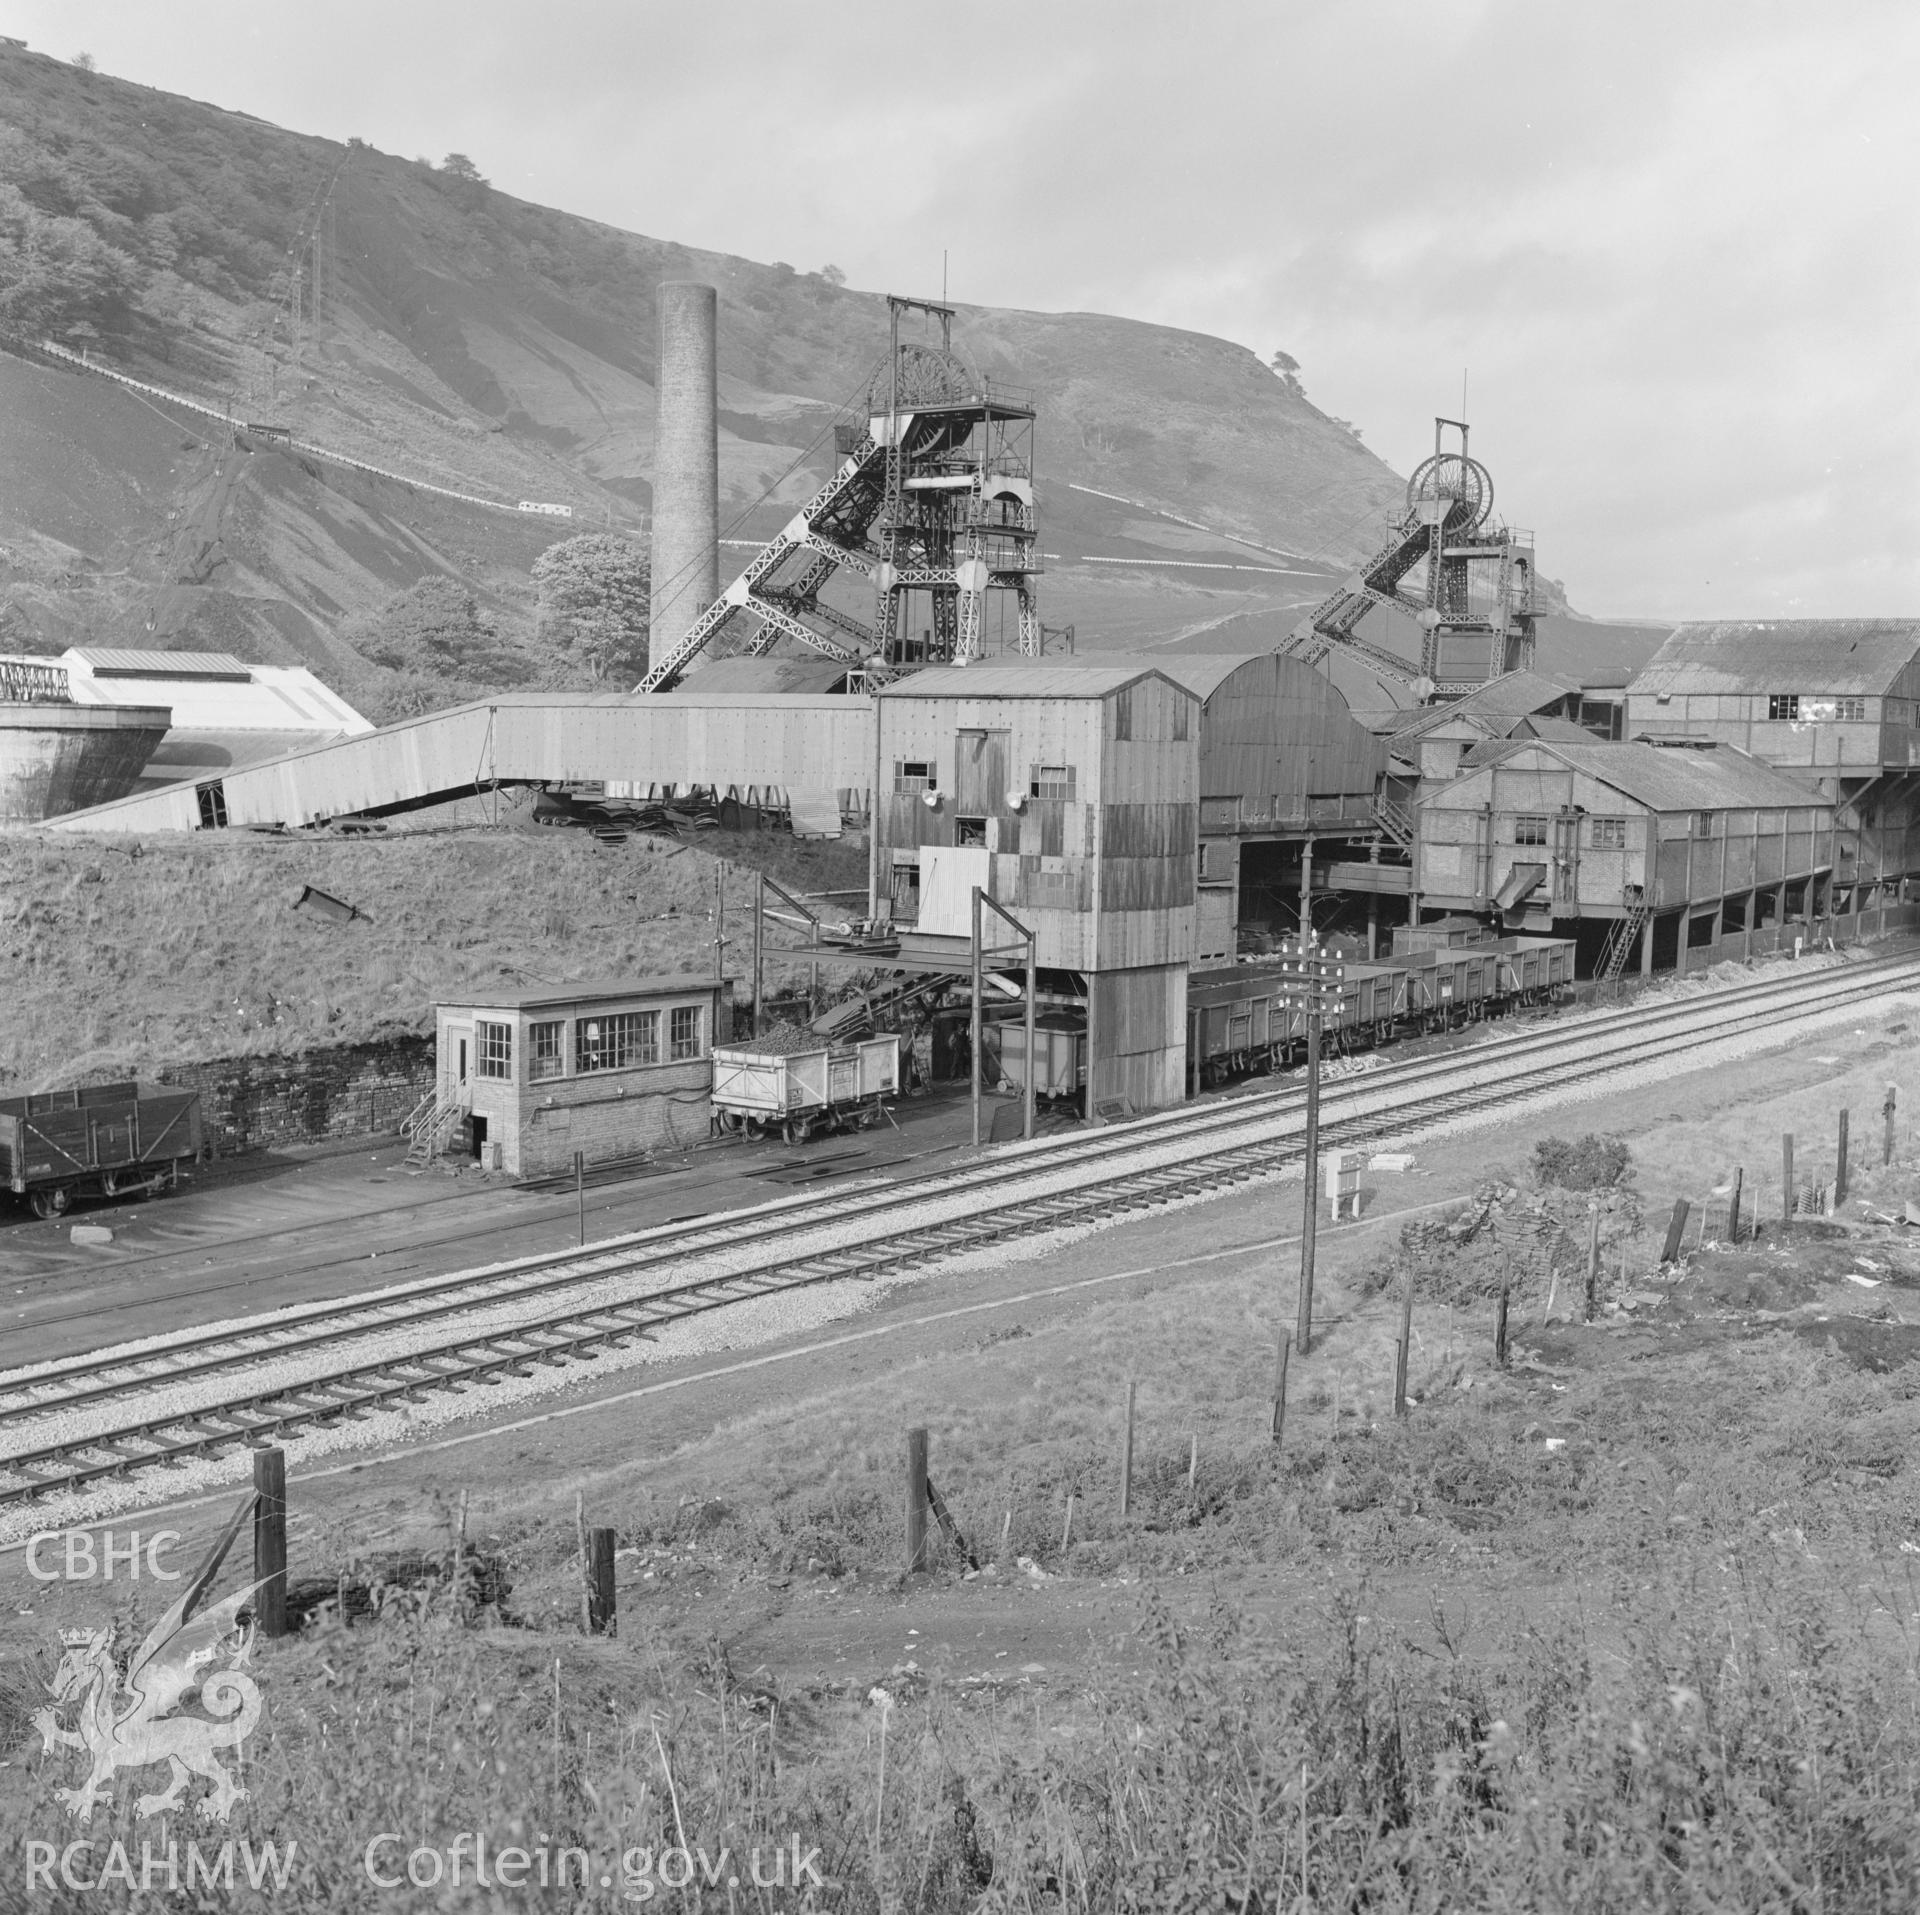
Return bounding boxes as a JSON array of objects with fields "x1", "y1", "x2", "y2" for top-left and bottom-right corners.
[
  {"x1": 711, "y1": 1036, "x2": 900, "y2": 1144},
  {"x1": 1, "y1": 1083, "x2": 204, "y2": 1219}
]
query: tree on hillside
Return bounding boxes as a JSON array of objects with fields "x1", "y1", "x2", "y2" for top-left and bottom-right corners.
[
  {"x1": 72, "y1": 52, "x2": 96, "y2": 72},
  {"x1": 341, "y1": 578, "x2": 518, "y2": 679},
  {"x1": 819, "y1": 264, "x2": 846, "y2": 287},
  {"x1": 1269, "y1": 350, "x2": 1303, "y2": 394},
  {"x1": 441, "y1": 153, "x2": 485, "y2": 184},
  {"x1": 532, "y1": 535, "x2": 650, "y2": 683}
]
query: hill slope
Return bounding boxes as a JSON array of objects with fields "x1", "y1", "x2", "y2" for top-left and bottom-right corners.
[{"x1": 0, "y1": 43, "x2": 1427, "y2": 692}]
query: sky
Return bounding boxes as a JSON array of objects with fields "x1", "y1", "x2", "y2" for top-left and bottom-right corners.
[{"x1": 8, "y1": 0, "x2": 1917, "y2": 620}]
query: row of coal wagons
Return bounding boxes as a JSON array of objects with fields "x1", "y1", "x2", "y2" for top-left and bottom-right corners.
[
  {"x1": 1188, "y1": 935, "x2": 1574, "y2": 1087},
  {"x1": 1, "y1": 1083, "x2": 204, "y2": 1218},
  {"x1": 710, "y1": 1036, "x2": 901, "y2": 1143}
]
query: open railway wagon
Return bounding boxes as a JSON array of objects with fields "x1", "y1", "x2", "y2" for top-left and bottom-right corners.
[
  {"x1": 1, "y1": 1082, "x2": 204, "y2": 1218},
  {"x1": 712, "y1": 1036, "x2": 901, "y2": 1144},
  {"x1": 1188, "y1": 934, "x2": 1574, "y2": 1088},
  {"x1": 992, "y1": 1013, "x2": 1090, "y2": 1112}
]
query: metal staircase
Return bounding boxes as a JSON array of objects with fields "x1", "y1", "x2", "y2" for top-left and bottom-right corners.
[
  {"x1": 1596, "y1": 903, "x2": 1650, "y2": 985},
  {"x1": 1372, "y1": 792, "x2": 1415, "y2": 852},
  {"x1": 401, "y1": 1091, "x2": 466, "y2": 1168}
]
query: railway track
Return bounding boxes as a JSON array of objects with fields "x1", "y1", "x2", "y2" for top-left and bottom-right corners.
[{"x1": 4, "y1": 951, "x2": 1916, "y2": 1513}]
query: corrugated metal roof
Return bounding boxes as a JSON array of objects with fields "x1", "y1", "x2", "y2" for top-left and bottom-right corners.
[
  {"x1": 68, "y1": 648, "x2": 252, "y2": 680},
  {"x1": 1482, "y1": 740, "x2": 1824, "y2": 811},
  {"x1": 1522, "y1": 716, "x2": 1603, "y2": 742},
  {"x1": 436, "y1": 975, "x2": 725, "y2": 1012},
  {"x1": 1132, "y1": 652, "x2": 1264, "y2": 699},
  {"x1": 681, "y1": 656, "x2": 850, "y2": 695},
  {"x1": 877, "y1": 662, "x2": 1191, "y2": 700},
  {"x1": 1388, "y1": 669, "x2": 1574, "y2": 745},
  {"x1": 1629, "y1": 620, "x2": 1920, "y2": 696}
]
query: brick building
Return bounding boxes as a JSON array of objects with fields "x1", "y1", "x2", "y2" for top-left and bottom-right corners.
[{"x1": 433, "y1": 977, "x2": 730, "y2": 1177}]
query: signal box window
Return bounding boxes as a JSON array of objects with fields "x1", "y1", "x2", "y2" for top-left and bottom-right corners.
[
  {"x1": 1590, "y1": 817, "x2": 1628, "y2": 849},
  {"x1": 1513, "y1": 815, "x2": 1548, "y2": 846},
  {"x1": 476, "y1": 1020, "x2": 513, "y2": 1080},
  {"x1": 1832, "y1": 696, "x2": 1867, "y2": 721},
  {"x1": 669, "y1": 1005, "x2": 703, "y2": 1061},
  {"x1": 955, "y1": 816, "x2": 987, "y2": 846},
  {"x1": 1768, "y1": 693, "x2": 1800, "y2": 720},
  {"x1": 528, "y1": 1019, "x2": 565, "y2": 1081},
  {"x1": 575, "y1": 1010, "x2": 657, "y2": 1073},
  {"x1": 1693, "y1": 811, "x2": 1716, "y2": 839},
  {"x1": 1030, "y1": 764, "x2": 1076, "y2": 800},
  {"x1": 894, "y1": 761, "x2": 937, "y2": 795}
]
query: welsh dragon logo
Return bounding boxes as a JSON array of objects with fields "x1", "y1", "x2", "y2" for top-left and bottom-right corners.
[{"x1": 33, "y1": 1492, "x2": 267, "y2": 1823}]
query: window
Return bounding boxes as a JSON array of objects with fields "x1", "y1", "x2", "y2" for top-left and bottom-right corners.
[
  {"x1": 529, "y1": 1019, "x2": 564, "y2": 1081},
  {"x1": 1768, "y1": 693, "x2": 1800, "y2": 721},
  {"x1": 1513, "y1": 814, "x2": 1548, "y2": 846},
  {"x1": 476, "y1": 1020, "x2": 512, "y2": 1080},
  {"x1": 1832, "y1": 696, "x2": 1868, "y2": 722},
  {"x1": 670, "y1": 1005, "x2": 703, "y2": 1061},
  {"x1": 893, "y1": 760, "x2": 936, "y2": 795},
  {"x1": 955, "y1": 815, "x2": 987, "y2": 846},
  {"x1": 1693, "y1": 811, "x2": 1716, "y2": 839},
  {"x1": 574, "y1": 1010, "x2": 658, "y2": 1073},
  {"x1": 1590, "y1": 817, "x2": 1628, "y2": 849},
  {"x1": 1029, "y1": 764, "x2": 1076, "y2": 800}
]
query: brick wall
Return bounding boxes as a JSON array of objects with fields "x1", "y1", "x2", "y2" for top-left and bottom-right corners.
[
  {"x1": 507, "y1": 1061, "x2": 713, "y2": 1178},
  {"x1": 157, "y1": 1037, "x2": 435, "y2": 1155}
]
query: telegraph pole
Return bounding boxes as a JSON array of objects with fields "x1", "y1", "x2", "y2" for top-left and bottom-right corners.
[{"x1": 1278, "y1": 934, "x2": 1344, "y2": 1355}]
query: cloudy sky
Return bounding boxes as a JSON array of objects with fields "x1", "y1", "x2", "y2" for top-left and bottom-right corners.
[{"x1": 13, "y1": 0, "x2": 1916, "y2": 620}]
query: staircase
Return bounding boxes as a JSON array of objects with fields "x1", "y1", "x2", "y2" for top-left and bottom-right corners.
[
  {"x1": 1372, "y1": 793, "x2": 1415, "y2": 852},
  {"x1": 401, "y1": 1090, "x2": 467, "y2": 1168},
  {"x1": 1596, "y1": 903, "x2": 1650, "y2": 985}
]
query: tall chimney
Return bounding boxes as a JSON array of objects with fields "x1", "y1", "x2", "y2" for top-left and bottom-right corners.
[{"x1": 649, "y1": 282, "x2": 720, "y2": 670}]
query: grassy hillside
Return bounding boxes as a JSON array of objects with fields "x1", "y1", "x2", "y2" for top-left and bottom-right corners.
[
  {"x1": 0, "y1": 827, "x2": 865, "y2": 1091},
  {"x1": 0, "y1": 41, "x2": 1418, "y2": 690}
]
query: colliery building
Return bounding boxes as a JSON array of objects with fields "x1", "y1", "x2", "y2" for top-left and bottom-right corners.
[{"x1": 1413, "y1": 738, "x2": 1836, "y2": 977}]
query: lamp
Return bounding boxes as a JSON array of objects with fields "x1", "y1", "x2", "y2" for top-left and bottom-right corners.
[{"x1": 921, "y1": 789, "x2": 942, "y2": 809}]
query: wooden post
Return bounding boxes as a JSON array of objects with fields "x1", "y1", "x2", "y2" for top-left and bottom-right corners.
[
  {"x1": 970, "y1": 888, "x2": 984, "y2": 1149},
  {"x1": 1660, "y1": 1197, "x2": 1691, "y2": 1264},
  {"x1": 1394, "y1": 1275, "x2": 1415, "y2": 1415},
  {"x1": 452, "y1": 1487, "x2": 469, "y2": 1622},
  {"x1": 1270, "y1": 1330, "x2": 1292, "y2": 1446},
  {"x1": 1060, "y1": 1493, "x2": 1075, "y2": 1552},
  {"x1": 574, "y1": 1491, "x2": 592, "y2": 1634},
  {"x1": 252, "y1": 1446, "x2": 287, "y2": 1639},
  {"x1": 1187, "y1": 1434, "x2": 1199, "y2": 1491},
  {"x1": 1782, "y1": 1133, "x2": 1795, "y2": 1223},
  {"x1": 1837, "y1": 1110, "x2": 1850, "y2": 1206},
  {"x1": 1119, "y1": 1379, "x2": 1136, "y2": 1518},
  {"x1": 906, "y1": 1427, "x2": 929, "y2": 1573},
  {"x1": 1886, "y1": 1085, "x2": 1898, "y2": 1168},
  {"x1": 1023, "y1": 924, "x2": 1037, "y2": 1142},
  {"x1": 1296, "y1": 1005, "x2": 1322, "y2": 1354},
  {"x1": 1584, "y1": 1201, "x2": 1601, "y2": 1320},
  {"x1": 752, "y1": 871, "x2": 765, "y2": 1037},
  {"x1": 1494, "y1": 1281, "x2": 1510, "y2": 1369},
  {"x1": 587, "y1": 1528, "x2": 616, "y2": 1636},
  {"x1": 575, "y1": 1150, "x2": 585, "y2": 1246},
  {"x1": 1729, "y1": 1166, "x2": 1743, "y2": 1245}
]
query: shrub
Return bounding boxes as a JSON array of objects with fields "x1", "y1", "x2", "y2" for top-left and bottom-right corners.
[{"x1": 1534, "y1": 1132, "x2": 1632, "y2": 1190}]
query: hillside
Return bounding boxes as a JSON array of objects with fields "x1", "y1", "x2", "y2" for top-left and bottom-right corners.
[
  {"x1": 0, "y1": 827, "x2": 865, "y2": 1094},
  {"x1": 0, "y1": 42, "x2": 1430, "y2": 694}
]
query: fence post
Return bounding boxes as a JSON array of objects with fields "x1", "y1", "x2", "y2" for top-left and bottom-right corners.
[
  {"x1": 1886, "y1": 1086, "x2": 1898, "y2": 1168},
  {"x1": 1660, "y1": 1198, "x2": 1691, "y2": 1264},
  {"x1": 1270, "y1": 1330, "x2": 1292, "y2": 1446},
  {"x1": 1584, "y1": 1201, "x2": 1601, "y2": 1320},
  {"x1": 1119, "y1": 1380, "x2": 1136, "y2": 1519},
  {"x1": 587, "y1": 1528, "x2": 616, "y2": 1635},
  {"x1": 1782, "y1": 1133, "x2": 1795, "y2": 1224},
  {"x1": 1394, "y1": 1276, "x2": 1415, "y2": 1415},
  {"x1": 1494, "y1": 1281, "x2": 1510, "y2": 1369},
  {"x1": 1837, "y1": 1111, "x2": 1850, "y2": 1206},
  {"x1": 1729, "y1": 1166, "x2": 1744, "y2": 1244},
  {"x1": 252, "y1": 1447, "x2": 287, "y2": 1639},
  {"x1": 905, "y1": 1427, "x2": 929, "y2": 1573},
  {"x1": 575, "y1": 1150, "x2": 585, "y2": 1246}
]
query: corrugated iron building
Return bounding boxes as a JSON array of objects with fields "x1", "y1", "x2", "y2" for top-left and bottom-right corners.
[
  {"x1": 1413, "y1": 738, "x2": 1836, "y2": 974},
  {"x1": 1136, "y1": 652, "x2": 1384, "y2": 959},
  {"x1": 1624, "y1": 618, "x2": 1920, "y2": 898},
  {"x1": 873, "y1": 663, "x2": 1198, "y2": 1115}
]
